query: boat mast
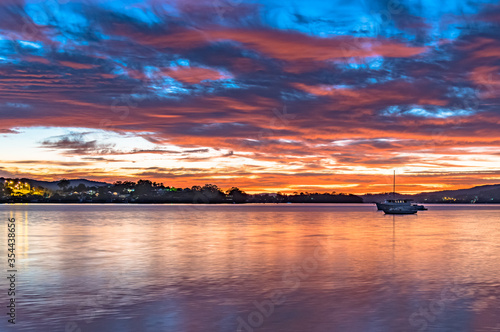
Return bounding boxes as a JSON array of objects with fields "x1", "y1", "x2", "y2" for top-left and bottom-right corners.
[{"x1": 393, "y1": 170, "x2": 395, "y2": 199}]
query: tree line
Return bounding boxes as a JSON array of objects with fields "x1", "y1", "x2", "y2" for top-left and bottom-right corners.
[{"x1": 0, "y1": 178, "x2": 363, "y2": 204}]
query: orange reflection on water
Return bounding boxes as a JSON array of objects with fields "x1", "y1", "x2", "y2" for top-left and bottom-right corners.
[{"x1": 0, "y1": 204, "x2": 499, "y2": 332}]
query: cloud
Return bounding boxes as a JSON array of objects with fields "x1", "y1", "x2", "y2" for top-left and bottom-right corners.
[
  {"x1": 59, "y1": 61, "x2": 97, "y2": 70},
  {"x1": 0, "y1": 0, "x2": 499, "y2": 193},
  {"x1": 1, "y1": 160, "x2": 92, "y2": 167},
  {"x1": 0, "y1": 129, "x2": 20, "y2": 134},
  {"x1": 40, "y1": 133, "x2": 116, "y2": 155}
]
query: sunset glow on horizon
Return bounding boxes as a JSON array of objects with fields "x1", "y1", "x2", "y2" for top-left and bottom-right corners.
[{"x1": 1, "y1": 0, "x2": 500, "y2": 194}]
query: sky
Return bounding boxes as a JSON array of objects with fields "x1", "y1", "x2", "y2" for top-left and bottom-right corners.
[{"x1": 0, "y1": 0, "x2": 500, "y2": 194}]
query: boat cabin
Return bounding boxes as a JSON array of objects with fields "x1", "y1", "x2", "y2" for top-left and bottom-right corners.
[{"x1": 385, "y1": 199, "x2": 413, "y2": 203}]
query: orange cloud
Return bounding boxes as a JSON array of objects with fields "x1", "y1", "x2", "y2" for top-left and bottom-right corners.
[
  {"x1": 124, "y1": 27, "x2": 427, "y2": 63},
  {"x1": 161, "y1": 66, "x2": 231, "y2": 84},
  {"x1": 59, "y1": 61, "x2": 96, "y2": 70}
]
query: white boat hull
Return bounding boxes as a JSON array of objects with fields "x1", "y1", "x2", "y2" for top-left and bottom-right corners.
[{"x1": 382, "y1": 206, "x2": 418, "y2": 214}]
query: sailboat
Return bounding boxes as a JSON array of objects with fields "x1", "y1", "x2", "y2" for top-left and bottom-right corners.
[{"x1": 376, "y1": 171, "x2": 425, "y2": 214}]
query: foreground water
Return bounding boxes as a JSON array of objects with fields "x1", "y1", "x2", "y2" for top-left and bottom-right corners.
[{"x1": 0, "y1": 204, "x2": 499, "y2": 332}]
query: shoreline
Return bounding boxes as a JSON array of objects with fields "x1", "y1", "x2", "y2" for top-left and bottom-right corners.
[{"x1": 1, "y1": 201, "x2": 500, "y2": 205}]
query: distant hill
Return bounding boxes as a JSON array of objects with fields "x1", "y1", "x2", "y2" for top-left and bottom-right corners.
[
  {"x1": 0, "y1": 178, "x2": 109, "y2": 191},
  {"x1": 362, "y1": 184, "x2": 500, "y2": 203}
]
